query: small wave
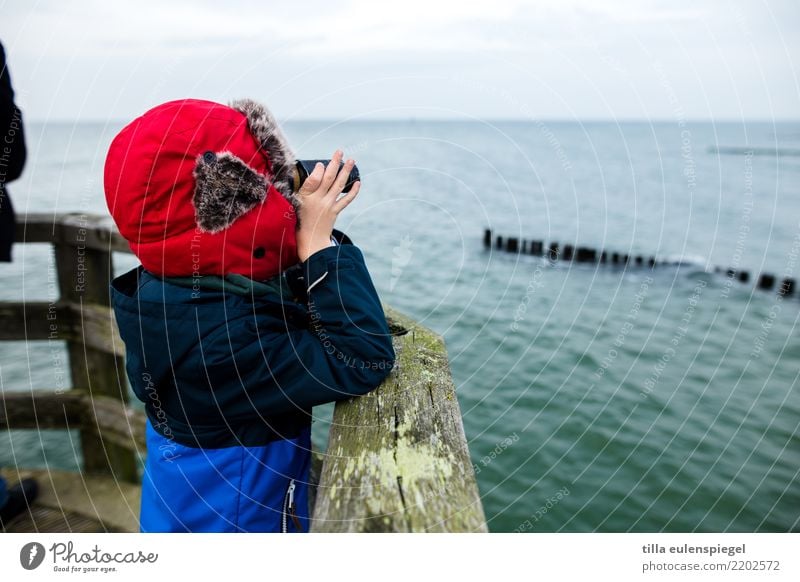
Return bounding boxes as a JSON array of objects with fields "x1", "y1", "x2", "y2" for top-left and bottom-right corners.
[{"x1": 708, "y1": 145, "x2": 800, "y2": 157}]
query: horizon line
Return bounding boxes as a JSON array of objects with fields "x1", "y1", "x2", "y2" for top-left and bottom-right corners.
[{"x1": 25, "y1": 117, "x2": 800, "y2": 125}]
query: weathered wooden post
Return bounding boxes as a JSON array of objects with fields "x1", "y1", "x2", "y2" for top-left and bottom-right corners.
[
  {"x1": 758, "y1": 273, "x2": 775, "y2": 290},
  {"x1": 576, "y1": 247, "x2": 596, "y2": 263},
  {"x1": 548, "y1": 242, "x2": 559, "y2": 261},
  {"x1": 311, "y1": 307, "x2": 487, "y2": 532}
]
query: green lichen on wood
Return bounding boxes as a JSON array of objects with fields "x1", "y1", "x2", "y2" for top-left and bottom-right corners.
[{"x1": 311, "y1": 306, "x2": 487, "y2": 532}]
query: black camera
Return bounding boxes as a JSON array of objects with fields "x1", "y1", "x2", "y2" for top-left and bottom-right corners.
[{"x1": 290, "y1": 159, "x2": 360, "y2": 194}]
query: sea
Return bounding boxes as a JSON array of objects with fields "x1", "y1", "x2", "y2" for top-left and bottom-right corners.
[{"x1": 1, "y1": 118, "x2": 798, "y2": 532}]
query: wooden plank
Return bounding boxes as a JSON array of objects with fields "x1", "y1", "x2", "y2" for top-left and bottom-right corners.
[
  {"x1": 13, "y1": 213, "x2": 62, "y2": 245},
  {"x1": 74, "y1": 301, "x2": 125, "y2": 356},
  {"x1": 0, "y1": 467, "x2": 140, "y2": 533},
  {"x1": 0, "y1": 389, "x2": 84, "y2": 428},
  {"x1": 15, "y1": 212, "x2": 131, "y2": 253},
  {"x1": 0, "y1": 301, "x2": 61, "y2": 341},
  {"x1": 311, "y1": 307, "x2": 487, "y2": 532},
  {"x1": 0, "y1": 389, "x2": 146, "y2": 453},
  {"x1": 0, "y1": 301, "x2": 124, "y2": 356},
  {"x1": 86, "y1": 392, "x2": 146, "y2": 454},
  {"x1": 2, "y1": 505, "x2": 110, "y2": 533}
]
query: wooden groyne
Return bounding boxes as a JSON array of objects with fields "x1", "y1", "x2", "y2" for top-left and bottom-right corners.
[
  {"x1": 485, "y1": 228, "x2": 797, "y2": 298},
  {"x1": 0, "y1": 213, "x2": 486, "y2": 532}
]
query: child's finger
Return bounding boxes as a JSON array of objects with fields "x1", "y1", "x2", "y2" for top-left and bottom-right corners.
[
  {"x1": 333, "y1": 180, "x2": 360, "y2": 213},
  {"x1": 319, "y1": 150, "x2": 344, "y2": 192},
  {"x1": 298, "y1": 162, "x2": 324, "y2": 195},
  {"x1": 328, "y1": 158, "x2": 355, "y2": 197}
]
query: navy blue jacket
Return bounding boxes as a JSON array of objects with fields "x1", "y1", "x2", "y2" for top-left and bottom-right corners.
[{"x1": 111, "y1": 238, "x2": 395, "y2": 532}]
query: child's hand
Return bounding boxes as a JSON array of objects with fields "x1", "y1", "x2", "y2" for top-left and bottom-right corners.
[{"x1": 295, "y1": 149, "x2": 360, "y2": 262}]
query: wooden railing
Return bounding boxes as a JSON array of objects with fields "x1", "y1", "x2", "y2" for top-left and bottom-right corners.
[
  {"x1": 3, "y1": 213, "x2": 143, "y2": 483},
  {"x1": 1, "y1": 213, "x2": 486, "y2": 532}
]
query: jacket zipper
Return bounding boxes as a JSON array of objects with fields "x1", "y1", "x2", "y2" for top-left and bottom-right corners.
[{"x1": 282, "y1": 479, "x2": 302, "y2": 532}]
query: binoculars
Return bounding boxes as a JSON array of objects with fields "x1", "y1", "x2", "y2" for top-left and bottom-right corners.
[{"x1": 291, "y1": 159, "x2": 360, "y2": 194}]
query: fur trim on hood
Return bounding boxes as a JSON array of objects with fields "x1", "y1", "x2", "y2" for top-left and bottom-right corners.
[
  {"x1": 192, "y1": 150, "x2": 268, "y2": 233},
  {"x1": 230, "y1": 98, "x2": 298, "y2": 212}
]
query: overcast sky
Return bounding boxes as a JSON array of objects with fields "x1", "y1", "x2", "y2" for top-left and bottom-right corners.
[{"x1": 1, "y1": 0, "x2": 798, "y2": 121}]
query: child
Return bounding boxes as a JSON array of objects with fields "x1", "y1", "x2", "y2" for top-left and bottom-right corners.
[{"x1": 104, "y1": 98, "x2": 395, "y2": 532}]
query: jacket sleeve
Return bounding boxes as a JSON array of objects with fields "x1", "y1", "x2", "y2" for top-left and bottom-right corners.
[
  {"x1": 0, "y1": 43, "x2": 26, "y2": 183},
  {"x1": 226, "y1": 242, "x2": 396, "y2": 414}
]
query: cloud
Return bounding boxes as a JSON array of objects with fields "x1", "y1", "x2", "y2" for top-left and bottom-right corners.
[{"x1": 1, "y1": 0, "x2": 797, "y2": 120}]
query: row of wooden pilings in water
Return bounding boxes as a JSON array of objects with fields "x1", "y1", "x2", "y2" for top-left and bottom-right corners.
[{"x1": 484, "y1": 228, "x2": 797, "y2": 297}]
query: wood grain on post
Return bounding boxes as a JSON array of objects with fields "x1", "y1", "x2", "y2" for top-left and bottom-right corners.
[{"x1": 311, "y1": 307, "x2": 487, "y2": 532}]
